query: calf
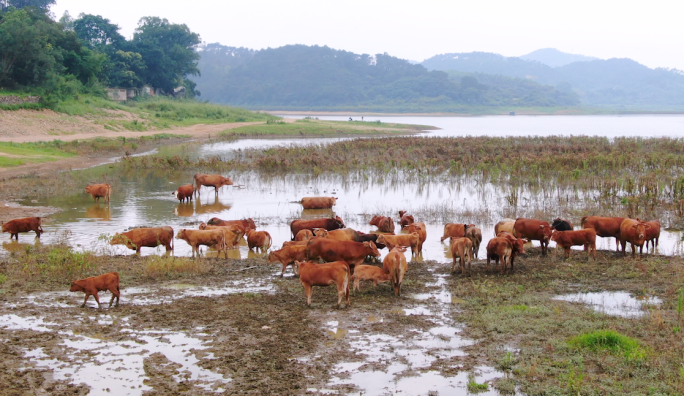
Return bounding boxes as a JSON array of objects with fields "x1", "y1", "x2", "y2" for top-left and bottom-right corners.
[
  {"x1": 173, "y1": 184, "x2": 195, "y2": 203},
  {"x1": 551, "y1": 218, "x2": 574, "y2": 231},
  {"x1": 85, "y1": 183, "x2": 112, "y2": 204},
  {"x1": 581, "y1": 216, "x2": 625, "y2": 252},
  {"x1": 496, "y1": 231, "x2": 527, "y2": 269},
  {"x1": 194, "y1": 173, "x2": 233, "y2": 196},
  {"x1": 376, "y1": 233, "x2": 420, "y2": 255},
  {"x1": 399, "y1": 211, "x2": 415, "y2": 229},
  {"x1": 176, "y1": 229, "x2": 226, "y2": 258},
  {"x1": 198, "y1": 223, "x2": 244, "y2": 248},
  {"x1": 440, "y1": 223, "x2": 469, "y2": 242},
  {"x1": 465, "y1": 226, "x2": 482, "y2": 259},
  {"x1": 300, "y1": 196, "x2": 337, "y2": 209},
  {"x1": 383, "y1": 247, "x2": 408, "y2": 296},
  {"x1": 644, "y1": 220, "x2": 661, "y2": 249},
  {"x1": 486, "y1": 237, "x2": 513, "y2": 274},
  {"x1": 369, "y1": 215, "x2": 395, "y2": 233},
  {"x1": 2, "y1": 217, "x2": 43, "y2": 240},
  {"x1": 407, "y1": 222, "x2": 427, "y2": 254},
  {"x1": 619, "y1": 218, "x2": 651, "y2": 258},
  {"x1": 246, "y1": 228, "x2": 272, "y2": 253},
  {"x1": 298, "y1": 261, "x2": 351, "y2": 308},
  {"x1": 268, "y1": 245, "x2": 307, "y2": 276},
  {"x1": 513, "y1": 218, "x2": 553, "y2": 256},
  {"x1": 351, "y1": 265, "x2": 391, "y2": 293},
  {"x1": 110, "y1": 226, "x2": 174, "y2": 254},
  {"x1": 450, "y1": 237, "x2": 472, "y2": 275},
  {"x1": 295, "y1": 229, "x2": 314, "y2": 242},
  {"x1": 551, "y1": 229, "x2": 597, "y2": 260},
  {"x1": 70, "y1": 272, "x2": 120, "y2": 309}
]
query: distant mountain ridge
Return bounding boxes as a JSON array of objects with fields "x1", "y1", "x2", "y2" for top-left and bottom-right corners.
[{"x1": 520, "y1": 48, "x2": 598, "y2": 68}]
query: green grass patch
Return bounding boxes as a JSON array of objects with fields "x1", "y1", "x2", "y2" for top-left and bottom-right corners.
[
  {"x1": 467, "y1": 374, "x2": 489, "y2": 392},
  {"x1": 569, "y1": 330, "x2": 646, "y2": 361},
  {"x1": 0, "y1": 141, "x2": 75, "y2": 167}
]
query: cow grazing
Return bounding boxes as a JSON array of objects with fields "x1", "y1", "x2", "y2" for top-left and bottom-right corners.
[
  {"x1": 376, "y1": 233, "x2": 420, "y2": 255},
  {"x1": 173, "y1": 184, "x2": 195, "y2": 203},
  {"x1": 300, "y1": 196, "x2": 338, "y2": 209},
  {"x1": 581, "y1": 216, "x2": 626, "y2": 251},
  {"x1": 176, "y1": 229, "x2": 227, "y2": 258},
  {"x1": 2, "y1": 217, "x2": 43, "y2": 240},
  {"x1": 619, "y1": 218, "x2": 652, "y2": 258},
  {"x1": 440, "y1": 223, "x2": 469, "y2": 242},
  {"x1": 207, "y1": 217, "x2": 256, "y2": 231},
  {"x1": 268, "y1": 245, "x2": 308, "y2": 277},
  {"x1": 194, "y1": 173, "x2": 233, "y2": 196},
  {"x1": 295, "y1": 229, "x2": 314, "y2": 242},
  {"x1": 356, "y1": 231, "x2": 387, "y2": 250},
  {"x1": 70, "y1": 272, "x2": 120, "y2": 309},
  {"x1": 110, "y1": 226, "x2": 174, "y2": 254},
  {"x1": 465, "y1": 226, "x2": 482, "y2": 259},
  {"x1": 496, "y1": 231, "x2": 527, "y2": 269},
  {"x1": 290, "y1": 216, "x2": 345, "y2": 239},
  {"x1": 551, "y1": 229, "x2": 597, "y2": 260},
  {"x1": 383, "y1": 247, "x2": 408, "y2": 296},
  {"x1": 450, "y1": 237, "x2": 473, "y2": 275},
  {"x1": 494, "y1": 219, "x2": 516, "y2": 237},
  {"x1": 399, "y1": 211, "x2": 415, "y2": 229},
  {"x1": 513, "y1": 218, "x2": 553, "y2": 256},
  {"x1": 198, "y1": 223, "x2": 244, "y2": 248},
  {"x1": 298, "y1": 261, "x2": 351, "y2": 308},
  {"x1": 407, "y1": 222, "x2": 427, "y2": 254},
  {"x1": 551, "y1": 218, "x2": 574, "y2": 231},
  {"x1": 351, "y1": 265, "x2": 391, "y2": 293},
  {"x1": 305, "y1": 238, "x2": 380, "y2": 271},
  {"x1": 84, "y1": 183, "x2": 112, "y2": 204},
  {"x1": 486, "y1": 237, "x2": 513, "y2": 274},
  {"x1": 644, "y1": 220, "x2": 661, "y2": 249},
  {"x1": 369, "y1": 215, "x2": 395, "y2": 233},
  {"x1": 246, "y1": 228, "x2": 272, "y2": 253}
]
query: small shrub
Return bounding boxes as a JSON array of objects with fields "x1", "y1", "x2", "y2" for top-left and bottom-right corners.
[
  {"x1": 467, "y1": 374, "x2": 489, "y2": 392},
  {"x1": 0, "y1": 273, "x2": 7, "y2": 284},
  {"x1": 569, "y1": 330, "x2": 646, "y2": 362}
]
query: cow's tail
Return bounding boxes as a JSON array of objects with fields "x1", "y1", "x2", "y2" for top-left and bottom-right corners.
[
  {"x1": 343, "y1": 263, "x2": 351, "y2": 304},
  {"x1": 37, "y1": 217, "x2": 43, "y2": 232},
  {"x1": 107, "y1": 184, "x2": 112, "y2": 203},
  {"x1": 265, "y1": 232, "x2": 273, "y2": 250}
]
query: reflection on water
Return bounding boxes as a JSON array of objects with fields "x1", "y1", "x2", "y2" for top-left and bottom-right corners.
[
  {"x1": 554, "y1": 291, "x2": 662, "y2": 318},
  {"x1": 300, "y1": 208, "x2": 336, "y2": 220},
  {"x1": 85, "y1": 204, "x2": 111, "y2": 221},
  {"x1": 175, "y1": 198, "x2": 233, "y2": 217},
  {"x1": 2, "y1": 239, "x2": 41, "y2": 253}
]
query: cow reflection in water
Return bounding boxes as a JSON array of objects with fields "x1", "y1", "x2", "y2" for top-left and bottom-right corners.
[
  {"x1": 2, "y1": 239, "x2": 42, "y2": 254},
  {"x1": 174, "y1": 199, "x2": 232, "y2": 217},
  {"x1": 85, "y1": 204, "x2": 111, "y2": 221},
  {"x1": 202, "y1": 247, "x2": 241, "y2": 260},
  {"x1": 300, "y1": 208, "x2": 335, "y2": 220}
]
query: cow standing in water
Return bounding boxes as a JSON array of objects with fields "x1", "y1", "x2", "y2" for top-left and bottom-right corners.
[
  {"x1": 85, "y1": 183, "x2": 112, "y2": 204},
  {"x1": 2, "y1": 217, "x2": 43, "y2": 240},
  {"x1": 300, "y1": 197, "x2": 337, "y2": 209},
  {"x1": 194, "y1": 174, "x2": 233, "y2": 196}
]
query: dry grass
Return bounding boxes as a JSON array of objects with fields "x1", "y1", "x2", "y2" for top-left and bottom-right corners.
[{"x1": 142, "y1": 255, "x2": 212, "y2": 279}]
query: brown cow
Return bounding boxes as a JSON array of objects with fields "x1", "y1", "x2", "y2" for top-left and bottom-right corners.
[
  {"x1": 496, "y1": 231, "x2": 527, "y2": 269},
  {"x1": 295, "y1": 229, "x2": 314, "y2": 242},
  {"x1": 207, "y1": 217, "x2": 256, "y2": 230},
  {"x1": 290, "y1": 216, "x2": 345, "y2": 239},
  {"x1": 440, "y1": 223, "x2": 469, "y2": 242},
  {"x1": 2, "y1": 217, "x2": 43, "y2": 240},
  {"x1": 282, "y1": 240, "x2": 309, "y2": 248},
  {"x1": 551, "y1": 229, "x2": 597, "y2": 260},
  {"x1": 194, "y1": 173, "x2": 234, "y2": 196},
  {"x1": 176, "y1": 229, "x2": 226, "y2": 258},
  {"x1": 173, "y1": 184, "x2": 195, "y2": 203},
  {"x1": 513, "y1": 218, "x2": 553, "y2": 256},
  {"x1": 399, "y1": 211, "x2": 415, "y2": 229},
  {"x1": 494, "y1": 218, "x2": 515, "y2": 236},
  {"x1": 300, "y1": 196, "x2": 337, "y2": 209},
  {"x1": 581, "y1": 216, "x2": 626, "y2": 252},
  {"x1": 268, "y1": 245, "x2": 307, "y2": 277},
  {"x1": 369, "y1": 215, "x2": 395, "y2": 233},
  {"x1": 198, "y1": 223, "x2": 244, "y2": 248},
  {"x1": 376, "y1": 233, "x2": 420, "y2": 255},
  {"x1": 84, "y1": 183, "x2": 112, "y2": 204},
  {"x1": 305, "y1": 238, "x2": 380, "y2": 270},
  {"x1": 407, "y1": 222, "x2": 427, "y2": 254},
  {"x1": 383, "y1": 247, "x2": 408, "y2": 296},
  {"x1": 465, "y1": 226, "x2": 483, "y2": 259},
  {"x1": 246, "y1": 228, "x2": 272, "y2": 253},
  {"x1": 618, "y1": 218, "x2": 652, "y2": 258},
  {"x1": 486, "y1": 237, "x2": 513, "y2": 274},
  {"x1": 298, "y1": 261, "x2": 351, "y2": 308},
  {"x1": 70, "y1": 272, "x2": 120, "y2": 309},
  {"x1": 110, "y1": 226, "x2": 174, "y2": 254},
  {"x1": 450, "y1": 237, "x2": 472, "y2": 275},
  {"x1": 317, "y1": 228, "x2": 359, "y2": 242},
  {"x1": 351, "y1": 265, "x2": 391, "y2": 293},
  {"x1": 644, "y1": 220, "x2": 661, "y2": 249}
]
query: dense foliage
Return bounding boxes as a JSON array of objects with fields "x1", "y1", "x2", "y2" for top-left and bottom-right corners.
[{"x1": 192, "y1": 44, "x2": 579, "y2": 110}]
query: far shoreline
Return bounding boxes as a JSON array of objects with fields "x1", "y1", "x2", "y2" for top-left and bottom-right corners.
[{"x1": 267, "y1": 109, "x2": 684, "y2": 117}]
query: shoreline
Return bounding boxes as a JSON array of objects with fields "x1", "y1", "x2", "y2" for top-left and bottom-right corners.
[{"x1": 268, "y1": 110, "x2": 684, "y2": 117}]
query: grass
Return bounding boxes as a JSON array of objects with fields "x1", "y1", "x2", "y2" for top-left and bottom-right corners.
[
  {"x1": 142, "y1": 255, "x2": 211, "y2": 279},
  {"x1": 569, "y1": 330, "x2": 646, "y2": 362},
  {"x1": 0, "y1": 141, "x2": 74, "y2": 167}
]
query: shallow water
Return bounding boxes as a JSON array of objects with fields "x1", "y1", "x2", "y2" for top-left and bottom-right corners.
[{"x1": 554, "y1": 291, "x2": 662, "y2": 318}]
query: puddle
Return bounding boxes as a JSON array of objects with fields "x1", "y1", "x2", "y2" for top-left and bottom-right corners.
[
  {"x1": 0, "y1": 314, "x2": 230, "y2": 394},
  {"x1": 554, "y1": 291, "x2": 662, "y2": 318}
]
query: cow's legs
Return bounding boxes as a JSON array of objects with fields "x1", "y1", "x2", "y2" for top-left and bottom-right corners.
[
  {"x1": 93, "y1": 292, "x2": 102, "y2": 309},
  {"x1": 305, "y1": 284, "x2": 313, "y2": 306},
  {"x1": 109, "y1": 286, "x2": 120, "y2": 307},
  {"x1": 81, "y1": 294, "x2": 90, "y2": 308}
]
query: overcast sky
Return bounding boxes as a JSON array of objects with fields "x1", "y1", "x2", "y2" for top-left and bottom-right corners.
[{"x1": 51, "y1": 0, "x2": 683, "y2": 70}]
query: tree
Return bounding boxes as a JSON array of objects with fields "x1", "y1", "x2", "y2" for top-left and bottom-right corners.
[
  {"x1": 73, "y1": 14, "x2": 124, "y2": 51},
  {"x1": 131, "y1": 16, "x2": 200, "y2": 93},
  {"x1": 8, "y1": 0, "x2": 55, "y2": 10}
]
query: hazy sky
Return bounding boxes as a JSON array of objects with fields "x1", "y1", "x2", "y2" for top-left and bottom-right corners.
[{"x1": 51, "y1": 0, "x2": 683, "y2": 70}]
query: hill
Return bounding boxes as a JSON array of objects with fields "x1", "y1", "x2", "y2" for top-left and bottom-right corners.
[{"x1": 519, "y1": 48, "x2": 597, "y2": 68}]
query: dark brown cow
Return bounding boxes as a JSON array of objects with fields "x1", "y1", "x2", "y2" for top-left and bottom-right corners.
[
  {"x1": 194, "y1": 173, "x2": 233, "y2": 196},
  {"x1": 399, "y1": 211, "x2": 415, "y2": 229},
  {"x1": 351, "y1": 265, "x2": 391, "y2": 293},
  {"x1": 246, "y1": 228, "x2": 272, "y2": 253},
  {"x1": 305, "y1": 238, "x2": 380, "y2": 271},
  {"x1": 295, "y1": 229, "x2": 314, "y2": 242},
  {"x1": 376, "y1": 233, "x2": 420, "y2": 255},
  {"x1": 551, "y1": 229, "x2": 597, "y2": 259},
  {"x1": 383, "y1": 247, "x2": 408, "y2": 296},
  {"x1": 369, "y1": 215, "x2": 395, "y2": 233},
  {"x1": 173, "y1": 184, "x2": 195, "y2": 203},
  {"x1": 496, "y1": 231, "x2": 527, "y2": 269},
  {"x1": 486, "y1": 237, "x2": 513, "y2": 274},
  {"x1": 268, "y1": 245, "x2": 308, "y2": 277},
  {"x1": 70, "y1": 272, "x2": 120, "y2": 309},
  {"x1": 298, "y1": 261, "x2": 351, "y2": 308},
  {"x1": 2, "y1": 217, "x2": 43, "y2": 240},
  {"x1": 450, "y1": 237, "x2": 472, "y2": 275},
  {"x1": 644, "y1": 220, "x2": 661, "y2": 249},
  {"x1": 198, "y1": 223, "x2": 244, "y2": 248},
  {"x1": 110, "y1": 226, "x2": 174, "y2": 254},
  {"x1": 513, "y1": 218, "x2": 553, "y2": 256},
  {"x1": 85, "y1": 183, "x2": 112, "y2": 204},
  {"x1": 300, "y1": 196, "x2": 338, "y2": 209},
  {"x1": 551, "y1": 218, "x2": 574, "y2": 231},
  {"x1": 290, "y1": 216, "x2": 345, "y2": 239},
  {"x1": 207, "y1": 217, "x2": 256, "y2": 231},
  {"x1": 440, "y1": 223, "x2": 469, "y2": 242},
  {"x1": 356, "y1": 231, "x2": 387, "y2": 250},
  {"x1": 619, "y1": 218, "x2": 652, "y2": 258},
  {"x1": 465, "y1": 226, "x2": 483, "y2": 259},
  {"x1": 407, "y1": 222, "x2": 427, "y2": 254},
  {"x1": 581, "y1": 216, "x2": 626, "y2": 252},
  {"x1": 176, "y1": 229, "x2": 226, "y2": 258}
]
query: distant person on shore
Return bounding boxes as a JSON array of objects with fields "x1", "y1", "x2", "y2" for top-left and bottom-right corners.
[
  {"x1": 362, "y1": 116, "x2": 364, "y2": 121},
  {"x1": 349, "y1": 117, "x2": 353, "y2": 121}
]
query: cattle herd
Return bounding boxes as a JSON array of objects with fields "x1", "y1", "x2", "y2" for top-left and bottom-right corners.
[{"x1": 0, "y1": 174, "x2": 663, "y2": 309}]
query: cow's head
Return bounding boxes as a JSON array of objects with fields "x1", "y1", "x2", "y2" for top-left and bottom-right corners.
[
  {"x1": 513, "y1": 239, "x2": 526, "y2": 255},
  {"x1": 245, "y1": 218, "x2": 256, "y2": 229},
  {"x1": 207, "y1": 217, "x2": 222, "y2": 226},
  {"x1": 313, "y1": 228, "x2": 328, "y2": 238},
  {"x1": 267, "y1": 251, "x2": 280, "y2": 263},
  {"x1": 463, "y1": 223, "x2": 469, "y2": 232},
  {"x1": 176, "y1": 229, "x2": 187, "y2": 239},
  {"x1": 221, "y1": 177, "x2": 234, "y2": 187},
  {"x1": 392, "y1": 246, "x2": 407, "y2": 253},
  {"x1": 364, "y1": 241, "x2": 380, "y2": 257},
  {"x1": 631, "y1": 219, "x2": 650, "y2": 241},
  {"x1": 69, "y1": 280, "x2": 85, "y2": 292},
  {"x1": 330, "y1": 197, "x2": 338, "y2": 206},
  {"x1": 334, "y1": 216, "x2": 345, "y2": 229},
  {"x1": 368, "y1": 215, "x2": 380, "y2": 226},
  {"x1": 84, "y1": 185, "x2": 92, "y2": 194},
  {"x1": 399, "y1": 210, "x2": 406, "y2": 218},
  {"x1": 198, "y1": 223, "x2": 208, "y2": 230},
  {"x1": 539, "y1": 224, "x2": 553, "y2": 242},
  {"x1": 550, "y1": 230, "x2": 561, "y2": 242},
  {"x1": 110, "y1": 233, "x2": 136, "y2": 249},
  {"x1": 408, "y1": 224, "x2": 423, "y2": 233}
]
